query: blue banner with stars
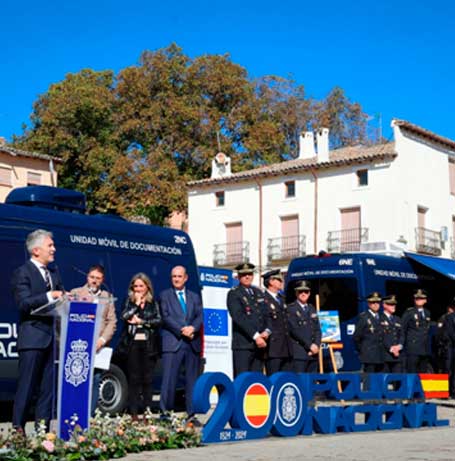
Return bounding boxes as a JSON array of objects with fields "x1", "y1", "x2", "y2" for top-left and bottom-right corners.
[{"x1": 204, "y1": 308, "x2": 229, "y2": 336}]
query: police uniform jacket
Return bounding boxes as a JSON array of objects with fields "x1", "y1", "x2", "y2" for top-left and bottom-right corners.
[
  {"x1": 380, "y1": 312, "x2": 403, "y2": 363},
  {"x1": 227, "y1": 285, "x2": 270, "y2": 350},
  {"x1": 353, "y1": 310, "x2": 384, "y2": 364},
  {"x1": 402, "y1": 307, "x2": 431, "y2": 356},
  {"x1": 287, "y1": 301, "x2": 321, "y2": 360},
  {"x1": 264, "y1": 291, "x2": 292, "y2": 359}
]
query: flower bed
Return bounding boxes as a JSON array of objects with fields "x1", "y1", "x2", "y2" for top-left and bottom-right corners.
[{"x1": 0, "y1": 410, "x2": 201, "y2": 460}]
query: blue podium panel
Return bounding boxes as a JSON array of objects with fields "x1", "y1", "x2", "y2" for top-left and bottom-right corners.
[{"x1": 58, "y1": 301, "x2": 99, "y2": 440}]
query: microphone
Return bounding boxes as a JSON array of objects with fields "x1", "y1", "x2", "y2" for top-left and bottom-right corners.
[{"x1": 72, "y1": 264, "x2": 87, "y2": 277}]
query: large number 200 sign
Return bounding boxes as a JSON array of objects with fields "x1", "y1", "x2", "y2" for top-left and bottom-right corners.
[{"x1": 192, "y1": 372, "x2": 308, "y2": 443}]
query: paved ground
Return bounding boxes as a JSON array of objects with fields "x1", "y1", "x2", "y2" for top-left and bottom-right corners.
[
  {"x1": 116, "y1": 404, "x2": 455, "y2": 461},
  {"x1": 2, "y1": 403, "x2": 454, "y2": 460}
]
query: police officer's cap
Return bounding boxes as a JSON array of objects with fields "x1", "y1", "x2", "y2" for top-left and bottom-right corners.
[
  {"x1": 367, "y1": 292, "x2": 382, "y2": 302},
  {"x1": 414, "y1": 288, "x2": 428, "y2": 299},
  {"x1": 294, "y1": 280, "x2": 311, "y2": 292},
  {"x1": 262, "y1": 269, "x2": 283, "y2": 283},
  {"x1": 235, "y1": 262, "x2": 255, "y2": 275},
  {"x1": 383, "y1": 294, "x2": 397, "y2": 305}
]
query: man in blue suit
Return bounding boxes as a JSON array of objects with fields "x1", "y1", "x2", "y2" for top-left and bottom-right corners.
[
  {"x1": 11, "y1": 229, "x2": 65, "y2": 431},
  {"x1": 159, "y1": 265, "x2": 203, "y2": 423}
]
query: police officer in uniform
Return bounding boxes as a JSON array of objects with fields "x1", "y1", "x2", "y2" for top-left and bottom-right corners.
[
  {"x1": 227, "y1": 263, "x2": 271, "y2": 377},
  {"x1": 402, "y1": 288, "x2": 432, "y2": 373},
  {"x1": 262, "y1": 269, "x2": 292, "y2": 375},
  {"x1": 442, "y1": 298, "x2": 455, "y2": 397},
  {"x1": 380, "y1": 294, "x2": 404, "y2": 373},
  {"x1": 353, "y1": 292, "x2": 384, "y2": 373},
  {"x1": 434, "y1": 303, "x2": 455, "y2": 373},
  {"x1": 287, "y1": 281, "x2": 321, "y2": 373}
]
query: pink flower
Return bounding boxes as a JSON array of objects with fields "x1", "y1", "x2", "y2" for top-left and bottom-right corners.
[{"x1": 42, "y1": 440, "x2": 55, "y2": 453}]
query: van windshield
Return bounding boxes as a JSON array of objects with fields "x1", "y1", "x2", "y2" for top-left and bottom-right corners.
[{"x1": 286, "y1": 277, "x2": 358, "y2": 322}]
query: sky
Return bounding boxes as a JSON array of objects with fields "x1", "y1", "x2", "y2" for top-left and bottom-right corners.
[{"x1": 2, "y1": 0, "x2": 455, "y2": 143}]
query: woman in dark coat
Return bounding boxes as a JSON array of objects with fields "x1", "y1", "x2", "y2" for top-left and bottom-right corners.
[{"x1": 119, "y1": 272, "x2": 162, "y2": 418}]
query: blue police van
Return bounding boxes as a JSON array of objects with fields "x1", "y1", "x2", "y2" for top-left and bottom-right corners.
[
  {"x1": 286, "y1": 252, "x2": 455, "y2": 371},
  {"x1": 0, "y1": 186, "x2": 201, "y2": 416}
]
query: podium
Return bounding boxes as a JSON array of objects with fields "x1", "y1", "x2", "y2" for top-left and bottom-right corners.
[{"x1": 32, "y1": 295, "x2": 113, "y2": 439}]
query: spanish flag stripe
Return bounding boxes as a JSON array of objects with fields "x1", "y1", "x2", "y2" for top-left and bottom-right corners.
[
  {"x1": 248, "y1": 384, "x2": 268, "y2": 395},
  {"x1": 424, "y1": 391, "x2": 449, "y2": 398},
  {"x1": 244, "y1": 395, "x2": 270, "y2": 415},
  {"x1": 247, "y1": 415, "x2": 268, "y2": 426},
  {"x1": 420, "y1": 381, "x2": 449, "y2": 392},
  {"x1": 419, "y1": 373, "x2": 449, "y2": 381}
]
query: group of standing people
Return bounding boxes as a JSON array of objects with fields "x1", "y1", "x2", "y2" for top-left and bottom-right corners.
[
  {"x1": 12, "y1": 229, "x2": 203, "y2": 431},
  {"x1": 353, "y1": 288, "x2": 435, "y2": 374},
  {"x1": 227, "y1": 263, "x2": 322, "y2": 377}
]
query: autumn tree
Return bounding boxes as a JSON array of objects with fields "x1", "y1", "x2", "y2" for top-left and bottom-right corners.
[
  {"x1": 14, "y1": 69, "x2": 118, "y2": 211},
  {"x1": 15, "y1": 44, "x2": 369, "y2": 221}
]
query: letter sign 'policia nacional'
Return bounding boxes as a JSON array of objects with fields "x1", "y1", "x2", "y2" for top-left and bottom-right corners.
[{"x1": 192, "y1": 372, "x2": 449, "y2": 443}]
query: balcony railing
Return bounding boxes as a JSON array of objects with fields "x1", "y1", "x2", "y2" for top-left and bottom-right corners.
[
  {"x1": 327, "y1": 227, "x2": 369, "y2": 253},
  {"x1": 415, "y1": 227, "x2": 442, "y2": 256},
  {"x1": 267, "y1": 235, "x2": 306, "y2": 263},
  {"x1": 213, "y1": 241, "x2": 250, "y2": 267}
]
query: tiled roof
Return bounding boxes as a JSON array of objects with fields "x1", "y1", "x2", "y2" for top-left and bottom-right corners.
[
  {"x1": 393, "y1": 119, "x2": 455, "y2": 151},
  {"x1": 188, "y1": 142, "x2": 396, "y2": 188},
  {"x1": 0, "y1": 145, "x2": 62, "y2": 162}
]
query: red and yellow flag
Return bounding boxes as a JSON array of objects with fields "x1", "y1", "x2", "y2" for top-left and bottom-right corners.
[
  {"x1": 243, "y1": 383, "x2": 271, "y2": 428},
  {"x1": 419, "y1": 373, "x2": 449, "y2": 399}
]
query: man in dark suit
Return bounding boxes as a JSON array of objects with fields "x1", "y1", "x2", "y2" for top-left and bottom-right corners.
[
  {"x1": 380, "y1": 294, "x2": 404, "y2": 373},
  {"x1": 287, "y1": 281, "x2": 321, "y2": 373},
  {"x1": 262, "y1": 269, "x2": 292, "y2": 375},
  {"x1": 159, "y1": 265, "x2": 203, "y2": 422},
  {"x1": 11, "y1": 229, "x2": 65, "y2": 431},
  {"x1": 227, "y1": 263, "x2": 271, "y2": 377},
  {"x1": 353, "y1": 292, "x2": 384, "y2": 373},
  {"x1": 402, "y1": 288, "x2": 432, "y2": 373}
]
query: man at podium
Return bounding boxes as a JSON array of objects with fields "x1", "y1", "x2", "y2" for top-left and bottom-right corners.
[{"x1": 11, "y1": 229, "x2": 65, "y2": 431}]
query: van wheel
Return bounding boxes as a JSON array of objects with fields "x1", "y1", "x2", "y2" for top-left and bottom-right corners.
[{"x1": 97, "y1": 364, "x2": 128, "y2": 414}]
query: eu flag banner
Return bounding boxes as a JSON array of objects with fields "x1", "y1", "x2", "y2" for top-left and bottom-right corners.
[{"x1": 204, "y1": 308, "x2": 228, "y2": 336}]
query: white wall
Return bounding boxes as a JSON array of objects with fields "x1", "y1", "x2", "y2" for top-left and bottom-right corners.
[{"x1": 188, "y1": 124, "x2": 455, "y2": 273}]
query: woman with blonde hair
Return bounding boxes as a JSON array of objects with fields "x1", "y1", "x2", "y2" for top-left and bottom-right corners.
[{"x1": 119, "y1": 272, "x2": 162, "y2": 419}]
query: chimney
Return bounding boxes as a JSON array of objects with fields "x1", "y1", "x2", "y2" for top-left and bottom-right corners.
[
  {"x1": 316, "y1": 128, "x2": 329, "y2": 162},
  {"x1": 298, "y1": 131, "x2": 315, "y2": 159},
  {"x1": 211, "y1": 152, "x2": 232, "y2": 179}
]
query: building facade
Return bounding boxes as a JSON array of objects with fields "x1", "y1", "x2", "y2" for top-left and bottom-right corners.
[
  {"x1": 0, "y1": 141, "x2": 59, "y2": 201},
  {"x1": 187, "y1": 119, "x2": 455, "y2": 278}
]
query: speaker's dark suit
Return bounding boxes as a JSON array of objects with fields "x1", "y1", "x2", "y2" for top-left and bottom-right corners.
[
  {"x1": 11, "y1": 260, "x2": 64, "y2": 429},
  {"x1": 159, "y1": 287, "x2": 203, "y2": 415}
]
